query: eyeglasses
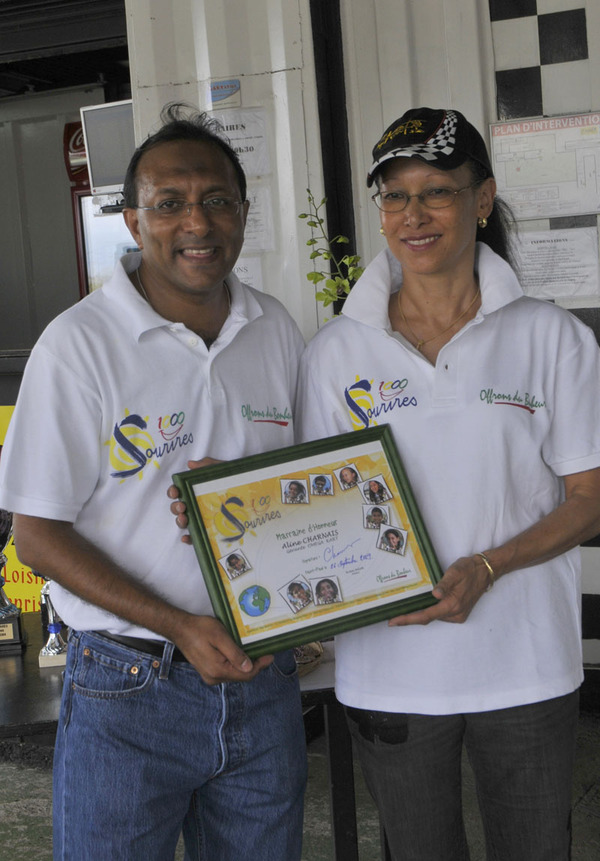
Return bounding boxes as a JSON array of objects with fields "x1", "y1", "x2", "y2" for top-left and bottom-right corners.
[
  {"x1": 133, "y1": 197, "x2": 244, "y2": 218},
  {"x1": 371, "y1": 183, "x2": 480, "y2": 213}
]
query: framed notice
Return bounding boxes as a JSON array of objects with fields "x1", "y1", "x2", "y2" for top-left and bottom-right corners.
[
  {"x1": 490, "y1": 112, "x2": 600, "y2": 220},
  {"x1": 173, "y1": 426, "x2": 442, "y2": 657}
]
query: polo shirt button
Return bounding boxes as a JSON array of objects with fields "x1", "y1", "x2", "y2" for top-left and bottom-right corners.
[{"x1": 188, "y1": 336, "x2": 199, "y2": 347}]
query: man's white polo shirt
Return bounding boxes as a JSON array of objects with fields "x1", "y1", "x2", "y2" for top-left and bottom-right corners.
[{"x1": 0, "y1": 252, "x2": 304, "y2": 636}]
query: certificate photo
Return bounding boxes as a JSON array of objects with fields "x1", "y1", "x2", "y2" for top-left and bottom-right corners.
[{"x1": 173, "y1": 426, "x2": 442, "y2": 657}]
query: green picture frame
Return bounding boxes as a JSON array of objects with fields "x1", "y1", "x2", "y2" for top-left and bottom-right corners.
[{"x1": 173, "y1": 425, "x2": 442, "y2": 658}]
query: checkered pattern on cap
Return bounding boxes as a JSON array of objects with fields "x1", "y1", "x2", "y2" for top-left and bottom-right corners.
[
  {"x1": 366, "y1": 107, "x2": 493, "y2": 186},
  {"x1": 390, "y1": 111, "x2": 458, "y2": 161}
]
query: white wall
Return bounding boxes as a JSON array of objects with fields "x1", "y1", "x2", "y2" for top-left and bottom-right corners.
[
  {"x1": 339, "y1": 0, "x2": 496, "y2": 266},
  {"x1": 124, "y1": 0, "x2": 325, "y2": 342}
]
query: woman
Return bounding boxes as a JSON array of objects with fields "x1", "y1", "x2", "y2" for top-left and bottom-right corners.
[
  {"x1": 381, "y1": 528, "x2": 403, "y2": 554},
  {"x1": 364, "y1": 479, "x2": 388, "y2": 504},
  {"x1": 284, "y1": 480, "x2": 306, "y2": 504},
  {"x1": 315, "y1": 578, "x2": 339, "y2": 604},
  {"x1": 295, "y1": 108, "x2": 600, "y2": 860},
  {"x1": 339, "y1": 466, "x2": 359, "y2": 489}
]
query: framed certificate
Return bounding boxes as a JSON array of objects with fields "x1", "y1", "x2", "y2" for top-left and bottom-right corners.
[{"x1": 173, "y1": 425, "x2": 442, "y2": 657}]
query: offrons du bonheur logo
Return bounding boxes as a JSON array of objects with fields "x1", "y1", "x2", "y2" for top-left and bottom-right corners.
[
  {"x1": 480, "y1": 388, "x2": 546, "y2": 414},
  {"x1": 241, "y1": 403, "x2": 292, "y2": 426},
  {"x1": 107, "y1": 409, "x2": 194, "y2": 480}
]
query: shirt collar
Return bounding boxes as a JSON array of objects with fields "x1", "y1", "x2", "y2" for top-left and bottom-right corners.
[
  {"x1": 103, "y1": 251, "x2": 264, "y2": 344},
  {"x1": 341, "y1": 242, "x2": 523, "y2": 332}
]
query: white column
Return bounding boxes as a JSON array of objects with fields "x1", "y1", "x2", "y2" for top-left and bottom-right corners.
[
  {"x1": 340, "y1": 0, "x2": 496, "y2": 265},
  {"x1": 124, "y1": 0, "x2": 324, "y2": 341}
]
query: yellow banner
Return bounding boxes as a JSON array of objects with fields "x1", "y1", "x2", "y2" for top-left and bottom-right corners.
[{"x1": 1, "y1": 406, "x2": 44, "y2": 610}]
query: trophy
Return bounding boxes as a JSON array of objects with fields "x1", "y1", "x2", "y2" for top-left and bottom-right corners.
[
  {"x1": 39, "y1": 578, "x2": 68, "y2": 667},
  {"x1": 0, "y1": 508, "x2": 26, "y2": 655}
]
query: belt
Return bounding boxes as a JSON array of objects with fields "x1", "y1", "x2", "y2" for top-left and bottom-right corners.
[{"x1": 96, "y1": 631, "x2": 188, "y2": 662}]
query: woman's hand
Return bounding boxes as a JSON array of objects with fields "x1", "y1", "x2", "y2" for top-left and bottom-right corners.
[
  {"x1": 167, "y1": 458, "x2": 221, "y2": 543},
  {"x1": 388, "y1": 554, "x2": 492, "y2": 626}
]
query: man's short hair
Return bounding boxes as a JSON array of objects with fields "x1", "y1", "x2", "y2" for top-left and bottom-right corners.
[{"x1": 123, "y1": 102, "x2": 247, "y2": 207}]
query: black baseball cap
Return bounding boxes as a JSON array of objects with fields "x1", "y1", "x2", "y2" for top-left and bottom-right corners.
[{"x1": 367, "y1": 107, "x2": 494, "y2": 187}]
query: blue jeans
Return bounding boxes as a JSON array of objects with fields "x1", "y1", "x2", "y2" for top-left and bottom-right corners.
[
  {"x1": 53, "y1": 630, "x2": 307, "y2": 861},
  {"x1": 346, "y1": 691, "x2": 579, "y2": 861}
]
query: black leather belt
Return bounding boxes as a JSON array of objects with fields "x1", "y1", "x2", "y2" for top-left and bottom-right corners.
[{"x1": 96, "y1": 631, "x2": 188, "y2": 662}]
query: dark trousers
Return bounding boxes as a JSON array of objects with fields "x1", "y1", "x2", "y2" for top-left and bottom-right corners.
[{"x1": 346, "y1": 691, "x2": 579, "y2": 861}]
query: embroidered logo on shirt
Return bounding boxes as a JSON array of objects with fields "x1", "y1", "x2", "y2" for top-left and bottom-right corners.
[
  {"x1": 107, "y1": 409, "x2": 194, "y2": 480},
  {"x1": 158, "y1": 411, "x2": 186, "y2": 441},
  {"x1": 241, "y1": 403, "x2": 292, "y2": 426},
  {"x1": 480, "y1": 388, "x2": 546, "y2": 414},
  {"x1": 345, "y1": 376, "x2": 418, "y2": 430}
]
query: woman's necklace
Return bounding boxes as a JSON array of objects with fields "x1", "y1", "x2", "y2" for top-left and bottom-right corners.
[
  {"x1": 396, "y1": 286, "x2": 480, "y2": 352},
  {"x1": 135, "y1": 267, "x2": 232, "y2": 318}
]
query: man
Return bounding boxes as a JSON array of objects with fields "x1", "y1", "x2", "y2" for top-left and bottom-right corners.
[
  {"x1": 366, "y1": 506, "x2": 386, "y2": 529},
  {"x1": 0, "y1": 104, "x2": 306, "y2": 861},
  {"x1": 311, "y1": 474, "x2": 330, "y2": 495}
]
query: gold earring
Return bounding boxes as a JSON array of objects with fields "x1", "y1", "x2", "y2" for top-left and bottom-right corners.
[
  {"x1": 380, "y1": 227, "x2": 385, "y2": 235},
  {"x1": 478, "y1": 217, "x2": 488, "y2": 228}
]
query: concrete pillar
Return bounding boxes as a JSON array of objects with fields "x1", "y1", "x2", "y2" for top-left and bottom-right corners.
[{"x1": 124, "y1": 0, "x2": 323, "y2": 340}]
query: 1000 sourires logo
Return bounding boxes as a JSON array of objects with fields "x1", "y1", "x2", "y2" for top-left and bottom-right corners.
[
  {"x1": 107, "y1": 408, "x2": 193, "y2": 481},
  {"x1": 344, "y1": 376, "x2": 418, "y2": 430}
]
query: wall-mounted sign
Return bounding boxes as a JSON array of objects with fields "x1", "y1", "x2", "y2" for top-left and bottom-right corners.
[
  {"x1": 514, "y1": 227, "x2": 600, "y2": 307},
  {"x1": 210, "y1": 79, "x2": 241, "y2": 107},
  {"x1": 0, "y1": 407, "x2": 43, "y2": 611},
  {"x1": 211, "y1": 108, "x2": 270, "y2": 177},
  {"x1": 241, "y1": 184, "x2": 274, "y2": 253},
  {"x1": 234, "y1": 257, "x2": 263, "y2": 292},
  {"x1": 491, "y1": 112, "x2": 600, "y2": 220}
]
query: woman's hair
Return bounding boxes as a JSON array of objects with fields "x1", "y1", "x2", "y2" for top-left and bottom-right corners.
[
  {"x1": 468, "y1": 160, "x2": 518, "y2": 269},
  {"x1": 384, "y1": 529, "x2": 402, "y2": 545},
  {"x1": 289, "y1": 581, "x2": 306, "y2": 593},
  {"x1": 316, "y1": 578, "x2": 338, "y2": 596}
]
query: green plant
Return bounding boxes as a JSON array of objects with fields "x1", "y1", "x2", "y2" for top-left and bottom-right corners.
[{"x1": 298, "y1": 188, "x2": 363, "y2": 309}]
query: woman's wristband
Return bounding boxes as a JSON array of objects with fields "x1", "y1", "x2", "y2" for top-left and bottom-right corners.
[{"x1": 476, "y1": 552, "x2": 496, "y2": 591}]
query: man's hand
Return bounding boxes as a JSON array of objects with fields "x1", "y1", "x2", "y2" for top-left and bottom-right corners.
[
  {"x1": 388, "y1": 555, "x2": 491, "y2": 627},
  {"x1": 168, "y1": 458, "x2": 219, "y2": 543},
  {"x1": 176, "y1": 615, "x2": 273, "y2": 684}
]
